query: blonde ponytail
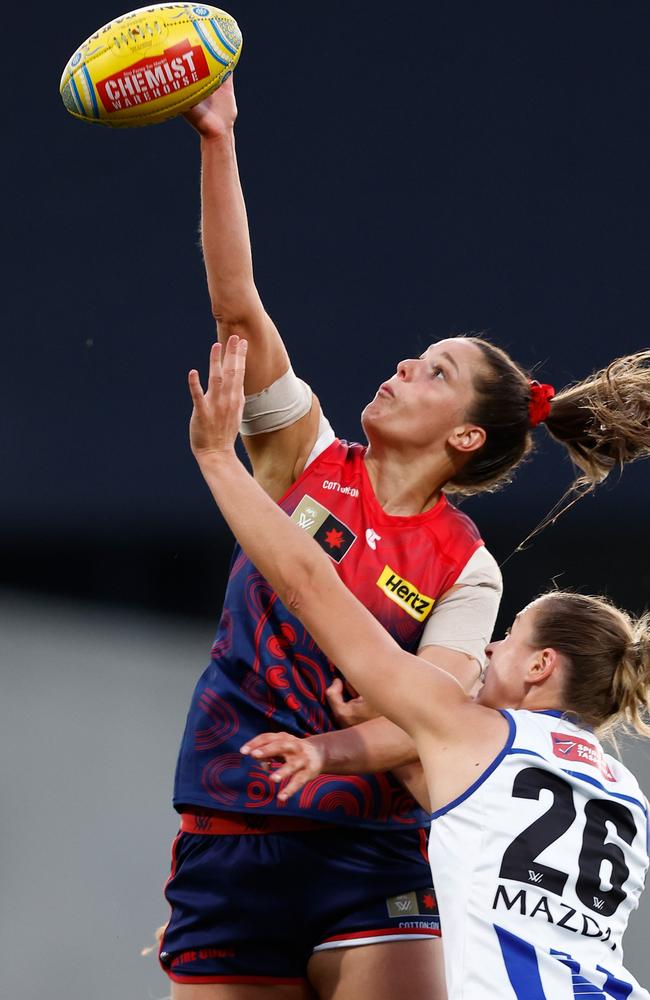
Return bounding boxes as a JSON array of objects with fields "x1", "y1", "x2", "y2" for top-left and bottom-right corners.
[{"x1": 611, "y1": 613, "x2": 650, "y2": 738}]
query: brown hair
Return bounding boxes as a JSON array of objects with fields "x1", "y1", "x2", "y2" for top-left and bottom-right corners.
[
  {"x1": 446, "y1": 341, "x2": 650, "y2": 496},
  {"x1": 531, "y1": 591, "x2": 650, "y2": 738}
]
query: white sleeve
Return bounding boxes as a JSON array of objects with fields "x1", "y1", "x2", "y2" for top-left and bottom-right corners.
[
  {"x1": 304, "y1": 412, "x2": 335, "y2": 468},
  {"x1": 417, "y1": 546, "x2": 502, "y2": 663},
  {"x1": 240, "y1": 366, "x2": 313, "y2": 436},
  {"x1": 240, "y1": 366, "x2": 336, "y2": 468}
]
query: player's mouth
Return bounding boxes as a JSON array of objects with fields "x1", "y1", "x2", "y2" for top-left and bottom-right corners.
[{"x1": 378, "y1": 383, "x2": 395, "y2": 398}]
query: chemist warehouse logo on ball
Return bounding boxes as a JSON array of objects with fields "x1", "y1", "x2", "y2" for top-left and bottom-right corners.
[
  {"x1": 376, "y1": 566, "x2": 434, "y2": 622},
  {"x1": 96, "y1": 40, "x2": 210, "y2": 112}
]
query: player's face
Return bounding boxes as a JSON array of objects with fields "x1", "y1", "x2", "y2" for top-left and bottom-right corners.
[
  {"x1": 477, "y1": 604, "x2": 541, "y2": 709},
  {"x1": 361, "y1": 337, "x2": 486, "y2": 454}
]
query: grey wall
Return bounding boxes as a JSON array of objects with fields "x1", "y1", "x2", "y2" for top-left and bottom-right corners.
[{"x1": 3, "y1": 591, "x2": 650, "y2": 999}]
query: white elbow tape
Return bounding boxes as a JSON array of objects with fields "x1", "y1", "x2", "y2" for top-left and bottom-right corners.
[{"x1": 240, "y1": 366, "x2": 313, "y2": 436}]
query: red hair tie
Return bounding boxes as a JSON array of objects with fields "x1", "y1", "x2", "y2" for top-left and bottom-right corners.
[{"x1": 528, "y1": 380, "x2": 555, "y2": 428}]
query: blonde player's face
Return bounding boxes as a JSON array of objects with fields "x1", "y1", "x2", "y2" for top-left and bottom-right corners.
[
  {"x1": 477, "y1": 605, "x2": 541, "y2": 709},
  {"x1": 361, "y1": 337, "x2": 486, "y2": 453}
]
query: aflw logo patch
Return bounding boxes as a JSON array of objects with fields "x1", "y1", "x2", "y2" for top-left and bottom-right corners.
[
  {"x1": 376, "y1": 565, "x2": 434, "y2": 622},
  {"x1": 386, "y1": 888, "x2": 438, "y2": 918},
  {"x1": 291, "y1": 495, "x2": 356, "y2": 563}
]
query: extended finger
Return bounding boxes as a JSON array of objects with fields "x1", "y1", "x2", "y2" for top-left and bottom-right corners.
[
  {"x1": 241, "y1": 733, "x2": 297, "y2": 759},
  {"x1": 327, "y1": 677, "x2": 344, "y2": 697},
  {"x1": 240, "y1": 732, "x2": 277, "y2": 754},
  {"x1": 222, "y1": 336, "x2": 248, "y2": 395},
  {"x1": 277, "y1": 768, "x2": 311, "y2": 802},
  {"x1": 325, "y1": 679, "x2": 347, "y2": 712},
  {"x1": 208, "y1": 341, "x2": 223, "y2": 389},
  {"x1": 269, "y1": 756, "x2": 307, "y2": 783},
  {"x1": 188, "y1": 369, "x2": 206, "y2": 408}
]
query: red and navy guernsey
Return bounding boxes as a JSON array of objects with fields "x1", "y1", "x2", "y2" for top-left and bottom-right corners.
[{"x1": 173, "y1": 439, "x2": 484, "y2": 829}]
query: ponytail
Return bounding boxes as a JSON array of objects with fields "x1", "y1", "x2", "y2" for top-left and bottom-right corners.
[
  {"x1": 447, "y1": 341, "x2": 650, "y2": 499},
  {"x1": 546, "y1": 350, "x2": 650, "y2": 487},
  {"x1": 532, "y1": 592, "x2": 650, "y2": 738},
  {"x1": 611, "y1": 613, "x2": 650, "y2": 738}
]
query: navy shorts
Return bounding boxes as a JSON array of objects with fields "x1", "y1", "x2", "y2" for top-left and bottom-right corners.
[{"x1": 160, "y1": 812, "x2": 440, "y2": 985}]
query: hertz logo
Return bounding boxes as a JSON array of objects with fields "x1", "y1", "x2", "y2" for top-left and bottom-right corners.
[{"x1": 376, "y1": 566, "x2": 434, "y2": 622}]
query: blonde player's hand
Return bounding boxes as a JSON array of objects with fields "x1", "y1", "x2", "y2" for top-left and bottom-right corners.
[
  {"x1": 183, "y1": 75, "x2": 238, "y2": 138},
  {"x1": 241, "y1": 732, "x2": 327, "y2": 802},
  {"x1": 188, "y1": 336, "x2": 247, "y2": 461},
  {"x1": 326, "y1": 677, "x2": 380, "y2": 727}
]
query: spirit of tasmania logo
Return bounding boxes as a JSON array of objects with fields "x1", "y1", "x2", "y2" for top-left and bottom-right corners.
[
  {"x1": 551, "y1": 732, "x2": 616, "y2": 781},
  {"x1": 96, "y1": 40, "x2": 210, "y2": 112}
]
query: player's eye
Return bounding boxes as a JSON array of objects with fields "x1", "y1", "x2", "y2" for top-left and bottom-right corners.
[{"x1": 430, "y1": 365, "x2": 446, "y2": 380}]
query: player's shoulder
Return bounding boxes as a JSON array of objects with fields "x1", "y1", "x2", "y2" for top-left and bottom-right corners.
[
  {"x1": 421, "y1": 495, "x2": 485, "y2": 565},
  {"x1": 455, "y1": 545, "x2": 502, "y2": 591},
  {"x1": 304, "y1": 436, "x2": 364, "y2": 472},
  {"x1": 600, "y1": 748, "x2": 647, "y2": 800},
  {"x1": 440, "y1": 496, "x2": 483, "y2": 539},
  {"x1": 329, "y1": 437, "x2": 366, "y2": 463},
  {"x1": 506, "y1": 711, "x2": 645, "y2": 796}
]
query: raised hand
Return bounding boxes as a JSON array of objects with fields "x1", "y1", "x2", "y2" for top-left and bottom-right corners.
[
  {"x1": 183, "y1": 75, "x2": 237, "y2": 138},
  {"x1": 188, "y1": 335, "x2": 248, "y2": 461},
  {"x1": 241, "y1": 732, "x2": 327, "y2": 802}
]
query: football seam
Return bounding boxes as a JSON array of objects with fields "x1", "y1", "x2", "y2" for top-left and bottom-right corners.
[{"x1": 68, "y1": 15, "x2": 237, "y2": 74}]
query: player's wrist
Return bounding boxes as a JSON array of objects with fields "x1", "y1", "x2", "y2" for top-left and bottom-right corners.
[
  {"x1": 306, "y1": 734, "x2": 330, "y2": 773},
  {"x1": 311, "y1": 731, "x2": 358, "y2": 774},
  {"x1": 195, "y1": 121, "x2": 236, "y2": 146},
  {"x1": 194, "y1": 445, "x2": 240, "y2": 473}
]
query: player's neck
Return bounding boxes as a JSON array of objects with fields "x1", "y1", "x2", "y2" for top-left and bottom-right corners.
[
  {"x1": 512, "y1": 685, "x2": 565, "y2": 716},
  {"x1": 364, "y1": 447, "x2": 452, "y2": 515}
]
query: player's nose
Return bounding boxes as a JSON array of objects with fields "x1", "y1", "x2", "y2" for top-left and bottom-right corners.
[{"x1": 396, "y1": 358, "x2": 417, "y2": 380}]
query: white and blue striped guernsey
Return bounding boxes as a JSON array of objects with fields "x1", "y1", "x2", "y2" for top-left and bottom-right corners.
[{"x1": 429, "y1": 710, "x2": 649, "y2": 999}]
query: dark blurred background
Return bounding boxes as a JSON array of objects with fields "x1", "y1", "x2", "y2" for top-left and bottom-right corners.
[
  {"x1": 4, "y1": 0, "x2": 649, "y2": 627},
  {"x1": 2, "y1": 2, "x2": 649, "y2": 997}
]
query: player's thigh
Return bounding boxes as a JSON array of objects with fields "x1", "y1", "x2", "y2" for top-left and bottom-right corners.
[
  {"x1": 172, "y1": 982, "x2": 316, "y2": 1000},
  {"x1": 307, "y1": 938, "x2": 446, "y2": 1000}
]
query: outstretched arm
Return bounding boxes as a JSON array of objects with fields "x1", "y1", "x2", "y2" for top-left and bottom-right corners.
[
  {"x1": 184, "y1": 81, "x2": 286, "y2": 390},
  {"x1": 241, "y1": 717, "x2": 426, "y2": 805},
  {"x1": 188, "y1": 338, "x2": 474, "y2": 747},
  {"x1": 184, "y1": 83, "x2": 321, "y2": 495}
]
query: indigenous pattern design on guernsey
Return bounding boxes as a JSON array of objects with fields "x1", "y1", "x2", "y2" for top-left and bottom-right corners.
[{"x1": 173, "y1": 438, "x2": 484, "y2": 829}]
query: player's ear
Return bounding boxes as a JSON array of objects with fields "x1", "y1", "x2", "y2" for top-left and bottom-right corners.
[
  {"x1": 448, "y1": 424, "x2": 486, "y2": 455},
  {"x1": 528, "y1": 647, "x2": 561, "y2": 685}
]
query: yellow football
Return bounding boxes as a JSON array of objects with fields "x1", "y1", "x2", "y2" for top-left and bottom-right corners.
[{"x1": 60, "y1": 3, "x2": 242, "y2": 127}]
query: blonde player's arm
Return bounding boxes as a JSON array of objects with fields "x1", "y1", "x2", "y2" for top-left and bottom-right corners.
[
  {"x1": 314, "y1": 572, "x2": 503, "y2": 809},
  {"x1": 184, "y1": 82, "x2": 321, "y2": 498},
  {"x1": 242, "y1": 717, "x2": 430, "y2": 809},
  {"x1": 197, "y1": 441, "x2": 478, "y2": 752}
]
